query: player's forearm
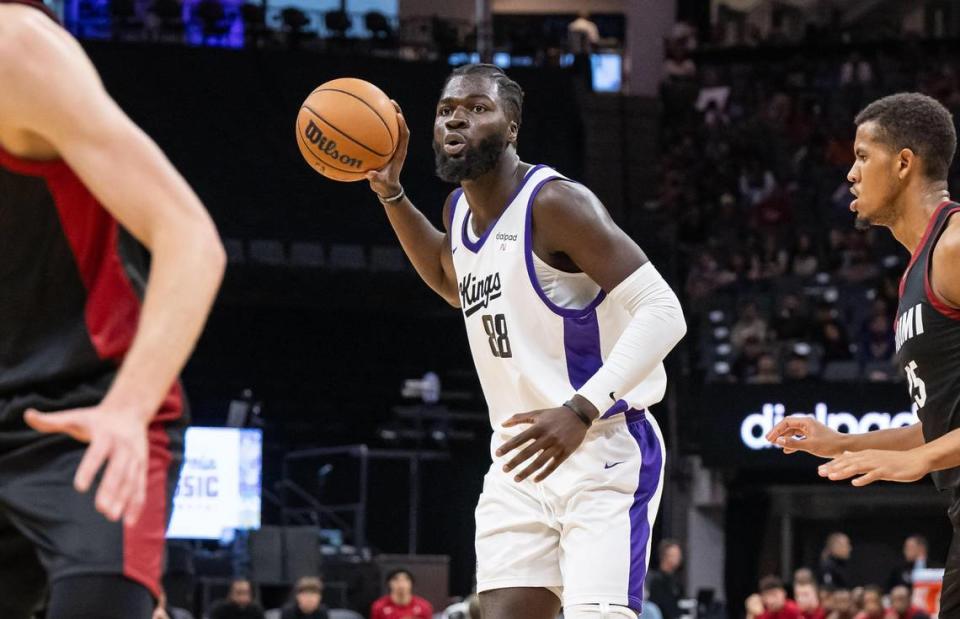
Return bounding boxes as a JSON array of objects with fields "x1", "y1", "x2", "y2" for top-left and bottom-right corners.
[
  {"x1": 914, "y1": 426, "x2": 960, "y2": 472},
  {"x1": 382, "y1": 197, "x2": 457, "y2": 303},
  {"x1": 576, "y1": 263, "x2": 686, "y2": 417},
  {"x1": 102, "y1": 221, "x2": 225, "y2": 421},
  {"x1": 838, "y1": 423, "x2": 925, "y2": 453}
]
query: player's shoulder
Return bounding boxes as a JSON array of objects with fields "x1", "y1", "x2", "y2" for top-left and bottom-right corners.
[
  {"x1": 531, "y1": 171, "x2": 608, "y2": 225},
  {"x1": 0, "y1": 5, "x2": 70, "y2": 88},
  {"x1": 938, "y1": 207, "x2": 960, "y2": 253},
  {"x1": 0, "y1": 4, "x2": 56, "y2": 59}
]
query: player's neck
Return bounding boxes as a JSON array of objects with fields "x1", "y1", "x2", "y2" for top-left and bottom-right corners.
[
  {"x1": 890, "y1": 182, "x2": 950, "y2": 254},
  {"x1": 461, "y1": 153, "x2": 525, "y2": 230}
]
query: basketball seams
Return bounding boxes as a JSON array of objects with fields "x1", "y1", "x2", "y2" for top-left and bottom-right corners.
[
  {"x1": 301, "y1": 103, "x2": 392, "y2": 158},
  {"x1": 295, "y1": 123, "x2": 365, "y2": 179},
  {"x1": 314, "y1": 87, "x2": 397, "y2": 149}
]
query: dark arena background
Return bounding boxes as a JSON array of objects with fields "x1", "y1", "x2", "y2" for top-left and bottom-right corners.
[{"x1": 22, "y1": 0, "x2": 960, "y2": 617}]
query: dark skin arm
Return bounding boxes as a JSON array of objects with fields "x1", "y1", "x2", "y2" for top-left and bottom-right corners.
[
  {"x1": 496, "y1": 180, "x2": 650, "y2": 482},
  {"x1": 784, "y1": 217, "x2": 960, "y2": 487},
  {"x1": 366, "y1": 103, "x2": 459, "y2": 307}
]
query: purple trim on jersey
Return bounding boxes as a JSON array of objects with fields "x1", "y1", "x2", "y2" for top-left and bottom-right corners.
[
  {"x1": 523, "y1": 177, "x2": 606, "y2": 318},
  {"x1": 602, "y1": 399, "x2": 630, "y2": 419},
  {"x1": 461, "y1": 164, "x2": 545, "y2": 254},
  {"x1": 563, "y1": 311, "x2": 603, "y2": 389},
  {"x1": 626, "y1": 416, "x2": 663, "y2": 611},
  {"x1": 447, "y1": 188, "x2": 463, "y2": 250}
]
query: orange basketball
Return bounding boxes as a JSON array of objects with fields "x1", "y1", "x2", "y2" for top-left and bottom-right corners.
[{"x1": 295, "y1": 78, "x2": 399, "y2": 182}]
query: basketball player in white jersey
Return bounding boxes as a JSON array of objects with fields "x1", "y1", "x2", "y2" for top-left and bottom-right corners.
[{"x1": 366, "y1": 64, "x2": 686, "y2": 619}]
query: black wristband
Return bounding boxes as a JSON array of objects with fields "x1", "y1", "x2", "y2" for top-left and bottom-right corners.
[{"x1": 562, "y1": 400, "x2": 593, "y2": 427}]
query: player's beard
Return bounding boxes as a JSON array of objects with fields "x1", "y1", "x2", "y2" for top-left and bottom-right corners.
[
  {"x1": 434, "y1": 133, "x2": 508, "y2": 183},
  {"x1": 853, "y1": 214, "x2": 871, "y2": 231}
]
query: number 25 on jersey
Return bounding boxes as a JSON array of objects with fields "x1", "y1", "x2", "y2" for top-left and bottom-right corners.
[{"x1": 905, "y1": 360, "x2": 927, "y2": 409}]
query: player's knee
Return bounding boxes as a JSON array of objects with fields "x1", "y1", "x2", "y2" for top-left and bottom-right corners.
[{"x1": 564, "y1": 603, "x2": 637, "y2": 618}]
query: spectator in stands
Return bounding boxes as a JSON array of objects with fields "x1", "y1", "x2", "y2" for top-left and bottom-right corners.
[
  {"x1": 209, "y1": 578, "x2": 265, "y2": 619},
  {"x1": 790, "y1": 233, "x2": 820, "y2": 278},
  {"x1": 772, "y1": 294, "x2": 812, "y2": 341},
  {"x1": 887, "y1": 535, "x2": 929, "y2": 590},
  {"x1": 814, "y1": 307, "x2": 853, "y2": 362},
  {"x1": 819, "y1": 533, "x2": 853, "y2": 588},
  {"x1": 826, "y1": 589, "x2": 856, "y2": 619},
  {"x1": 794, "y1": 568, "x2": 816, "y2": 588},
  {"x1": 855, "y1": 586, "x2": 884, "y2": 619},
  {"x1": 750, "y1": 575, "x2": 801, "y2": 619},
  {"x1": 748, "y1": 352, "x2": 782, "y2": 384},
  {"x1": 795, "y1": 580, "x2": 825, "y2": 619},
  {"x1": 567, "y1": 10, "x2": 599, "y2": 54},
  {"x1": 732, "y1": 302, "x2": 769, "y2": 350},
  {"x1": 647, "y1": 540, "x2": 684, "y2": 619},
  {"x1": 784, "y1": 350, "x2": 815, "y2": 382},
  {"x1": 281, "y1": 576, "x2": 328, "y2": 619},
  {"x1": 887, "y1": 584, "x2": 930, "y2": 619},
  {"x1": 370, "y1": 569, "x2": 433, "y2": 619},
  {"x1": 859, "y1": 313, "x2": 895, "y2": 368}
]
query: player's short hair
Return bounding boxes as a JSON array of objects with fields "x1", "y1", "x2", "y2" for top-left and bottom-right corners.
[
  {"x1": 442, "y1": 64, "x2": 525, "y2": 128},
  {"x1": 854, "y1": 92, "x2": 957, "y2": 181},
  {"x1": 386, "y1": 568, "x2": 415, "y2": 585},
  {"x1": 759, "y1": 575, "x2": 785, "y2": 593}
]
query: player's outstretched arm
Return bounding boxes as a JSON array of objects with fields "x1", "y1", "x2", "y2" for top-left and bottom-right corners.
[
  {"x1": 497, "y1": 181, "x2": 686, "y2": 482},
  {"x1": 0, "y1": 9, "x2": 225, "y2": 524},
  {"x1": 366, "y1": 103, "x2": 459, "y2": 307},
  {"x1": 766, "y1": 417, "x2": 924, "y2": 458},
  {"x1": 813, "y1": 221, "x2": 960, "y2": 486}
]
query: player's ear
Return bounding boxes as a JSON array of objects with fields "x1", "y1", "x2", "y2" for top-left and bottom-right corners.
[
  {"x1": 898, "y1": 147, "x2": 915, "y2": 180},
  {"x1": 508, "y1": 120, "x2": 518, "y2": 146}
]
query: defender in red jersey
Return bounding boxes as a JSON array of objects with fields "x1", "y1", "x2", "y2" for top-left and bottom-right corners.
[
  {"x1": 0, "y1": 3, "x2": 225, "y2": 617},
  {"x1": 766, "y1": 93, "x2": 960, "y2": 616}
]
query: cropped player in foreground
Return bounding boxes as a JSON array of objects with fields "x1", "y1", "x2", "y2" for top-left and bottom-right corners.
[
  {"x1": 0, "y1": 2, "x2": 225, "y2": 617},
  {"x1": 366, "y1": 64, "x2": 686, "y2": 619},
  {"x1": 765, "y1": 93, "x2": 960, "y2": 615}
]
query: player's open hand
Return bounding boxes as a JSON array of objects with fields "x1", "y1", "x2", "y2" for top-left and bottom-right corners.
[
  {"x1": 765, "y1": 415, "x2": 846, "y2": 458},
  {"x1": 366, "y1": 100, "x2": 409, "y2": 199},
  {"x1": 496, "y1": 406, "x2": 589, "y2": 482},
  {"x1": 817, "y1": 449, "x2": 930, "y2": 487},
  {"x1": 24, "y1": 406, "x2": 149, "y2": 526}
]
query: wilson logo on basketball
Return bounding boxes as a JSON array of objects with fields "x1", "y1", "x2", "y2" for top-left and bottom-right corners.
[{"x1": 303, "y1": 120, "x2": 363, "y2": 169}]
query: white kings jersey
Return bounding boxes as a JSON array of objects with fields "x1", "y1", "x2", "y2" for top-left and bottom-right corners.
[{"x1": 448, "y1": 164, "x2": 668, "y2": 446}]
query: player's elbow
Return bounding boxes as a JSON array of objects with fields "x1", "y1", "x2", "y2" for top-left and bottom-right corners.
[
  {"x1": 660, "y1": 292, "x2": 687, "y2": 348},
  {"x1": 168, "y1": 213, "x2": 226, "y2": 284}
]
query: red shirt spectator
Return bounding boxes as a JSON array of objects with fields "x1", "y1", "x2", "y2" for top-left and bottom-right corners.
[
  {"x1": 887, "y1": 585, "x2": 931, "y2": 619},
  {"x1": 794, "y1": 581, "x2": 825, "y2": 619},
  {"x1": 759, "y1": 599, "x2": 802, "y2": 619},
  {"x1": 754, "y1": 575, "x2": 802, "y2": 619},
  {"x1": 369, "y1": 595, "x2": 433, "y2": 619},
  {"x1": 370, "y1": 569, "x2": 434, "y2": 619}
]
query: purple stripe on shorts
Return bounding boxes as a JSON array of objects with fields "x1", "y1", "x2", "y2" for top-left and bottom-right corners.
[
  {"x1": 626, "y1": 416, "x2": 663, "y2": 611},
  {"x1": 563, "y1": 311, "x2": 603, "y2": 389}
]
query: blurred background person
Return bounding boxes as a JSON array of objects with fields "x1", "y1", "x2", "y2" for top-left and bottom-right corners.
[
  {"x1": 647, "y1": 539, "x2": 684, "y2": 619},
  {"x1": 819, "y1": 533, "x2": 853, "y2": 589},
  {"x1": 370, "y1": 569, "x2": 433, "y2": 619},
  {"x1": 209, "y1": 578, "x2": 265, "y2": 619},
  {"x1": 281, "y1": 576, "x2": 328, "y2": 619}
]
